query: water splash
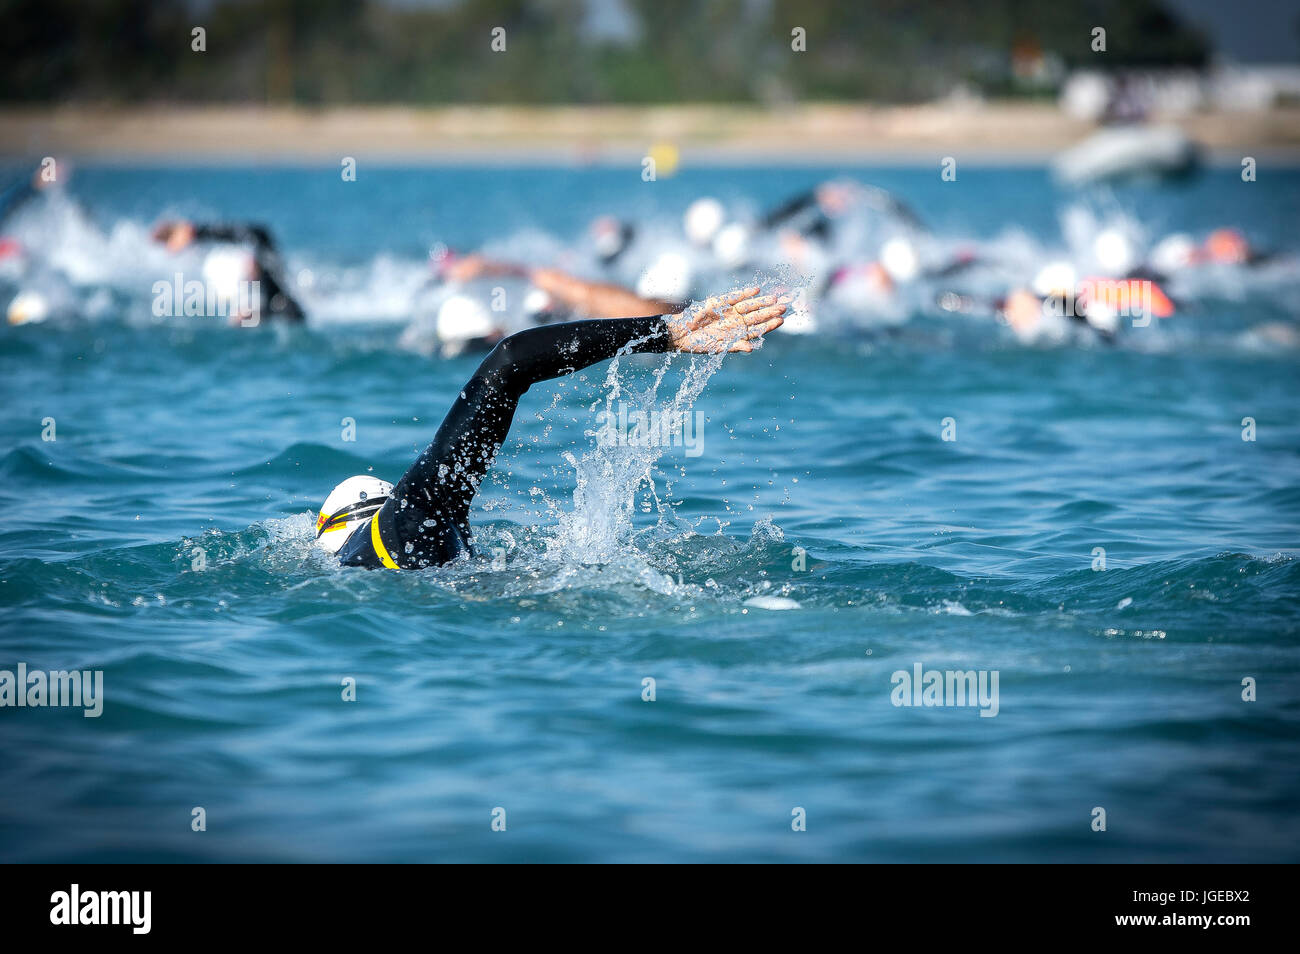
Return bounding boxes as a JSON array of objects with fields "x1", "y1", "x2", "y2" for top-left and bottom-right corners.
[{"x1": 549, "y1": 341, "x2": 727, "y2": 565}]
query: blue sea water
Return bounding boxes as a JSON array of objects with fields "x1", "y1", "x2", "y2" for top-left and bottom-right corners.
[{"x1": 0, "y1": 163, "x2": 1298, "y2": 862}]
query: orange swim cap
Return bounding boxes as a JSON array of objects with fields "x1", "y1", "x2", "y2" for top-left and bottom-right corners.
[{"x1": 1204, "y1": 228, "x2": 1250, "y2": 265}]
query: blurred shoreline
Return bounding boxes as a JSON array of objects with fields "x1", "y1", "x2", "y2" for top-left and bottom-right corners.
[{"x1": 3, "y1": 102, "x2": 1298, "y2": 164}]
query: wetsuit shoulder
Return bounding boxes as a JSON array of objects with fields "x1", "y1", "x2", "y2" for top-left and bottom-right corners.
[
  {"x1": 762, "y1": 190, "x2": 818, "y2": 229},
  {"x1": 335, "y1": 501, "x2": 472, "y2": 571},
  {"x1": 334, "y1": 511, "x2": 432, "y2": 569}
]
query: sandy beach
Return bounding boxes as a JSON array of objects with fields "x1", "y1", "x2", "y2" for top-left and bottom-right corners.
[{"x1": 2, "y1": 102, "x2": 1298, "y2": 163}]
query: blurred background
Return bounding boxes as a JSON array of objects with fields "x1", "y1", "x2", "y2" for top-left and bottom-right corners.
[{"x1": 1, "y1": 0, "x2": 1298, "y2": 160}]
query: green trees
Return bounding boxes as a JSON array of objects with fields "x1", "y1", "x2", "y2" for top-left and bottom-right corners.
[{"x1": 0, "y1": 0, "x2": 1210, "y2": 105}]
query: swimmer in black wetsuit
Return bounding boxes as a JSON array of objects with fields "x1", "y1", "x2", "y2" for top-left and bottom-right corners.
[
  {"x1": 151, "y1": 219, "x2": 305, "y2": 323},
  {"x1": 315, "y1": 286, "x2": 787, "y2": 569},
  {"x1": 763, "y1": 180, "x2": 927, "y2": 242}
]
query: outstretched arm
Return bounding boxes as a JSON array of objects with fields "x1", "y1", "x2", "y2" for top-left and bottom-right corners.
[
  {"x1": 441, "y1": 253, "x2": 676, "y2": 318},
  {"x1": 527, "y1": 266, "x2": 677, "y2": 318},
  {"x1": 152, "y1": 220, "x2": 276, "y2": 253},
  {"x1": 380, "y1": 287, "x2": 787, "y2": 563}
]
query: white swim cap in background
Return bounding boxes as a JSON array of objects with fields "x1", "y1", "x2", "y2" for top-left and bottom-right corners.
[
  {"x1": 316, "y1": 475, "x2": 395, "y2": 554},
  {"x1": 1150, "y1": 233, "x2": 1196, "y2": 274},
  {"x1": 712, "y1": 223, "x2": 752, "y2": 269},
  {"x1": 1093, "y1": 228, "x2": 1136, "y2": 276},
  {"x1": 1032, "y1": 261, "x2": 1078, "y2": 297},
  {"x1": 880, "y1": 236, "x2": 920, "y2": 283},
  {"x1": 1083, "y1": 299, "x2": 1120, "y2": 334},
  {"x1": 636, "y1": 251, "x2": 692, "y2": 303},
  {"x1": 683, "y1": 198, "x2": 725, "y2": 247},
  {"x1": 7, "y1": 290, "x2": 50, "y2": 326},
  {"x1": 436, "y1": 294, "x2": 495, "y2": 346},
  {"x1": 522, "y1": 286, "x2": 555, "y2": 321},
  {"x1": 201, "y1": 248, "x2": 255, "y2": 306}
]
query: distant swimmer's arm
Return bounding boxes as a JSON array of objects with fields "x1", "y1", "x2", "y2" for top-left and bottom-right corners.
[
  {"x1": 151, "y1": 220, "x2": 278, "y2": 253},
  {"x1": 527, "y1": 266, "x2": 677, "y2": 319},
  {"x1": 189, "y1": 224, "x2": 274, "y2": 250},
  {"x1": 190, "y1": 223, "x2": 277, "y2": 251},
  {"x1": 761, "y1": 189, "x2": 820, "y2": 230},
  {"x1": 439, "y1": 253, "x2": 527, "y2": 283},
  {"x1": 385, "y1": 287, "x2": 787, "y2": 546},
  {"x1": 441, "y1": 253, "x2": 676, "y2": 319}
]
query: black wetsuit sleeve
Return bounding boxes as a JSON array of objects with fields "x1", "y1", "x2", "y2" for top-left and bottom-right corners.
[
  {"x1": 761, "y1": 190, "x2": 818, "y2": 229},
  {"x1": 192, "y1": 223, "x2": 305, "y2": 322},
  {"x1": 192, "y1": 223, "x2": 276, "y2": 248},
  {"x1": 345, "y1": 315, "x2": 673, "y2": 569},
  {"x1": 762, "y1": 189, "x2": 835, "y2": 243}
]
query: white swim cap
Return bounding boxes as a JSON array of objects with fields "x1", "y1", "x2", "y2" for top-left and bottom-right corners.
[
  {"x1": 202, "y1": 248, "x2": 255, "y2": 307},
  {"x1": 880, "y1": 236, "x2": 920, "y2": 283},
  {"x1": 522, "y1": 286, "x2": 555, "y2": 321},
  {"x1": 1083, "y1": 298, "x2": 1120, "y2": 334},
  {"x1": 1032, "y1": 261, "x2": 1077, "y2": 297},
  {"x1": 636, "y1": 251, "x2": 692, "y2": 303},
  {"x1": 712, "y1": 222, "x2": 752, "y2": 269},
  {"x1": 1093, "y1": 228, "x2": 1136, "y2": 276},
  {"x1": 1150, "y1": 233, "x2": 1196, "y2": 274},
  {"x1": 316, "y1": 475, "x2": 394, "y2": 554},
  {"x1": 684, "y1": 198, "x2": 725, "y2": 247},
  {"x1": 436, "y1": 294, "x2": 496, "y2": 345},
  {"x1": 7, "y1": 290, "x2": 50, "y2": 326}
]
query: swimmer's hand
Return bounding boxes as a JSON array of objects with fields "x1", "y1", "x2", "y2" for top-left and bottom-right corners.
[
  {"x1": 668, "y1": 285, "x2": 788, "y2": 354},
  {"x1": 152, "y1": 220, "x2": 197, "y2": 253}
]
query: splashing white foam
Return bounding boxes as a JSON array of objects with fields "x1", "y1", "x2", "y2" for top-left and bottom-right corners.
[{"x1": 548, "y1": 340, "x2": 727, "y2": 565}]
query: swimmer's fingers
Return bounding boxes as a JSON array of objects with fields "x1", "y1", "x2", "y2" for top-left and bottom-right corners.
[
  {"x1": 688, "y1": 286, "x2": 763, "y2": 328},
  {"x1": 727, "y1": 305, "x2": 787, "y2": 352},
  {"x1": 734, "y1": 293, "x2": 780, "y2": 315},
  {"x1": 729, "y1": 335, "x2": 770, "y2": 353},
  {"x1": 740, "y1": 300, "x2": 787, "y2": 323},
  {"x1": 742, "y1": 311, "x2": 786, "y2": 340},
  {"x1": 747, "y1": 311, "x2": 786, "y2": 336},
  {"x1": 724, "y1": 285, "x2": 762, "y2": 307},
  {"x1": 670, "y1": 287, "x2": 783, "y2": 350}
]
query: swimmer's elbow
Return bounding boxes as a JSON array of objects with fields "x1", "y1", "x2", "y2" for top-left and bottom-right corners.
[{"x1": 477, "y1": 332, "x2": 524, "y2": 379}]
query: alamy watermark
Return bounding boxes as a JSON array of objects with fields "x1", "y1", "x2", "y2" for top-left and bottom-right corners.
[
  {"x1": 594, "y1": 402, "x2": 705, "y2": 457},
  {"x1": 890, "y1": 662, "x2": 999, "y2": 717},
  {"x1": 152, "y1": 272, "x2": 262, "y2": 326},
  {"x1": 1045, "y1": 278, "x2": 1158, "y2": 328},
  {"x1": 0, "y1": 663, "x2": 103, "y2": 717},
  {"x1": 50, "y1": 884, "x2": 150, "y2": 934}
]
